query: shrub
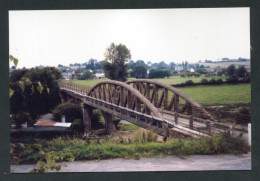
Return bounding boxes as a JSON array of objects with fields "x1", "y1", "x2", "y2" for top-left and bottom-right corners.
[
  {"x1": 201, "y1": 78, "x2": 209, "y2": 84},
  {"x1": 209, "y1": 78, "x2": 216, "y2": 84},
  {"x1": 52, "y1": 102, "x2": 82, "y2": 123},
  {"x1": 241, "y1": 75, "x2": 250, "y2": 83},
  {"x1": 180, "y1": 73, "x2": 186, "y2": 78},
  {"x1": 216, "y1": 79, "x2": 223, "y2": 84},
  {"x1": 205, "y1": 72, "x2": 212, "y2": 77},
  {"x1": 227, "y1": 75, "x2": 239, "y2": 84},
  {"x1": 12, "y1": 112, "x2": 31, "y2": 128},
  {"x1": 185, "y1": 80, "x2": 194, "y2": 86}
]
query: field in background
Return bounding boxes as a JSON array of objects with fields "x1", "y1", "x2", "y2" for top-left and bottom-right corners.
[
  {"x1": 199, "y1": 61, "x2": 251, "y2": 71},
  {"x1": 179, "y1": 84, "x2": 251, "y2": 105},
  {"x1": 71, "y1": 77, "x2": 250, "y2": 105},
  {"x1": 72, "y1": 75, "x2": 227, "y2": 87}
]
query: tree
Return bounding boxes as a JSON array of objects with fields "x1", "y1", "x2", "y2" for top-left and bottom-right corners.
[
  {"x1": 128, "y1": 60, "x2": 136, "y2": 70},
  {"x1": 86, "y1": 58, "x2": 98, "y2": 71},
  {"x1": 227, "y1": 64, "x2": 236, "y2": 76},
  {"x1": 130, "y1": 65, "x2": 147, "y2": 78},
  {"x1": 157, "y1": 61, "x2": 169, "y2": 69},
  {"x1": 237, "y1": 66, "x2": 247, "y2": 77},
  {"x1": 135, "y1": 60, "x2": 146, "y2": 67},
  {"x1": 10, "y1": 67, "x2": 62, "y2": 127},
  {"x1": 169, "y1": 62, "x2": 176, "y2": 70},
  {"x1": 77, "y1": 70, "x2": 94, "y2": 80},
  {"x1": 103, "y1": 43, "x2": 131, "y2": 82},
  {"x1": 148, "y1": 69, "x2": 171, "y2": 79}
]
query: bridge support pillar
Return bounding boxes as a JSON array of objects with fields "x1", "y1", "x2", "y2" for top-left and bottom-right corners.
[
  {"x1": 102, "y1": 112, "x2": 115, "y2": 134},
  {"x1": 82, "y1": 105, "x2": 92, "y2": 135}
]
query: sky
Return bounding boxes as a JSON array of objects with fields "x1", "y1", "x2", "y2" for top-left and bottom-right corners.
[{"x1": 9, "y1": 8, "x2": 250, "y2": 68}]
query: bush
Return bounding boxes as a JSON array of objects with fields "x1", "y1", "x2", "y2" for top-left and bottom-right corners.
[
  {"x1": 180, "y1": 73, "x2": 186, "y2": 78},
  {"x1": 227, "y1": 75, "x2": 239, "y2": 84},
  {"x1": 201, "y1": 78, "x2": 209, "y2": 84},
  {"x1": 52, "y1": 102, "x2": 82, "y2": 123},
  {"x1": 12, "y1": 112, "x2": 31, "y2": 128},
  {"x1": 216, "y1": 79, "x2": 223, "y2": 84},
  {"x1": 185, "y1": 80, "x2": 194, "y2": 86},
  {"x1": 241, "y1": 75, "x2": 250, "y2": 83},
  {"x1": 205, "y1": 72, "x2": 212, "y2": 77},
  {"x1": 209, "y1": 78, "x2": 216, "y2": 84}
]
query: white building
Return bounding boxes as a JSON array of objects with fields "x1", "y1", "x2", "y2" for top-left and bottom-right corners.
[{"x1": 95, "y1": 73, "x2": 105, "y2": 79}]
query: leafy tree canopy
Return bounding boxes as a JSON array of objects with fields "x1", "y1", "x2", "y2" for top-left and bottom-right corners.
[
  {"x1": 130, "y1": 65, "x2": 147, "y2": 79},
  {"x1": 103, "y1": 43, "x2": 131, "y2": 82}
]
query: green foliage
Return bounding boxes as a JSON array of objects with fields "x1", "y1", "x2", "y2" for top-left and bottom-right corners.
[
  {"x1": 227, "y1": 75, "x2": 239, "y2": 84},
  {"x1": 52, "y1": 102, "x2": 82, "y2": 123},
  {"x1": 216, "y1": 79, "x2": 223, "y2": 84},
  {"x1": 103, "y1": 43, "x2": 131, "y2": 82},
  {"x1": 209, "y1": 78, "x2": 216, "y2": 84},
  {"x1": 12, "y1": 112, "x2": 31, "y2": 128},
  {"x1": 201, "y1": 78, "x2": 209, "y2": 84},
  {"x1": 148, "y1": 69, "x2": 171, "y2": 79},
  {"x1": 9, "y1": 54, "x2": 18, "y2": 67},
  {"x1": 241, "y1": 75, "x2": 250, "y2": 83},
  {"x1": 237, "y1": 66, "x2": 247, "y2": 77},
  {"x1": 130, "y1": 65, "x2": 147, "y2": 78},
  {"x1": 184, "y1": 80, "x2": 194, "y2": 86},
  {"x1": 118, "y1": 123, "x2": 139, "y2": 132},
  {"x1": 227, "y1": 64, "x2": 236, "y2": 76},
  {"x1": 77, "y1": 70, "x2": 94, "y2": 80},
  {"x1": 11, "y1": 134, "x2": 250, "y2": 167},
  {"x1": 10, "y1": 67, "x2": 62, "y2": 123}
]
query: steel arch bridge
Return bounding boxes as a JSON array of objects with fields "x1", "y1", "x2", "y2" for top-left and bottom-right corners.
[{"x1": 59, "y1": 79, "x2": 229, "y2": 138}]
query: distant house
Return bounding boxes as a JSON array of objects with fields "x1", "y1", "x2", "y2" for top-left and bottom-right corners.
[
  {"x1": 69, "y1": 65, "x2": 80, "y2": 70},
  {"x1": 175, "y1": 66, "x2": 184, "y2": 71},
  {"x1": 188, "y1": 68, "x2": 195, "y2": 72},
  {"x1": 94, "y1": 69, "x2": 105, "y2": 79},
  {"x1": 95, "y1": 73, "x2": 105, "y2": 79},
  {"x1": 62, "y1": 72, "x2": 69, "y2": 80}
]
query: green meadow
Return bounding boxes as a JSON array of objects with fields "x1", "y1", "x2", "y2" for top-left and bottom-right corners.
[{"x1": 71, "y1": 76, "x2": 250, "y2": 105}]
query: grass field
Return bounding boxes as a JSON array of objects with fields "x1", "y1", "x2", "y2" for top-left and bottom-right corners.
[
  {"x1": 178, "y1": 84, "x2": 251, "y2": 105},
  {"x1": 70, "y1": 77, "x2": 250, "y2": 105},
  {"x1": 71, "y1": 75, "x2": 227, "y2": 87}
]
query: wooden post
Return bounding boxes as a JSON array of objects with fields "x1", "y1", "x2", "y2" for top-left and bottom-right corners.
[
  {"x1": 127, "y1": 90, "x2": 132, "y2": 109},
  {"x1": 136, "y1": 98, "x2": 141, "y2": 112},
  {"x1": 120, "y1": 87, "x2": 124, "y2": 107},
  {"x1": 163, "y1": 88, "x2": 168, "y2": 108},
  {"x1": 146, "y1": 83, "x2": 150, "y2": 101},
  {"x1": 154, "y1": 85, "x2": 158, "y2": 107}
]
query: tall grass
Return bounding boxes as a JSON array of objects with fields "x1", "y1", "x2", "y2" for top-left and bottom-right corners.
[{"x1": 11, "y1": 131, "x2": 250, "y2": 165}]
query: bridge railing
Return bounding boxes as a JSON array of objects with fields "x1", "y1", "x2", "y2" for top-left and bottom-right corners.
[
  {"x1": 59, "y1": 80, "x2": 240, "y2": 137},
  {"x1": 59, "y1": 80, "x2": 92, "y2": 95}
]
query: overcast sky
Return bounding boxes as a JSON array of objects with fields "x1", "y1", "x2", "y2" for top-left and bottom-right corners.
[{"x1": 9, "y1": 8, "x2": 250, "y2": 68}]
